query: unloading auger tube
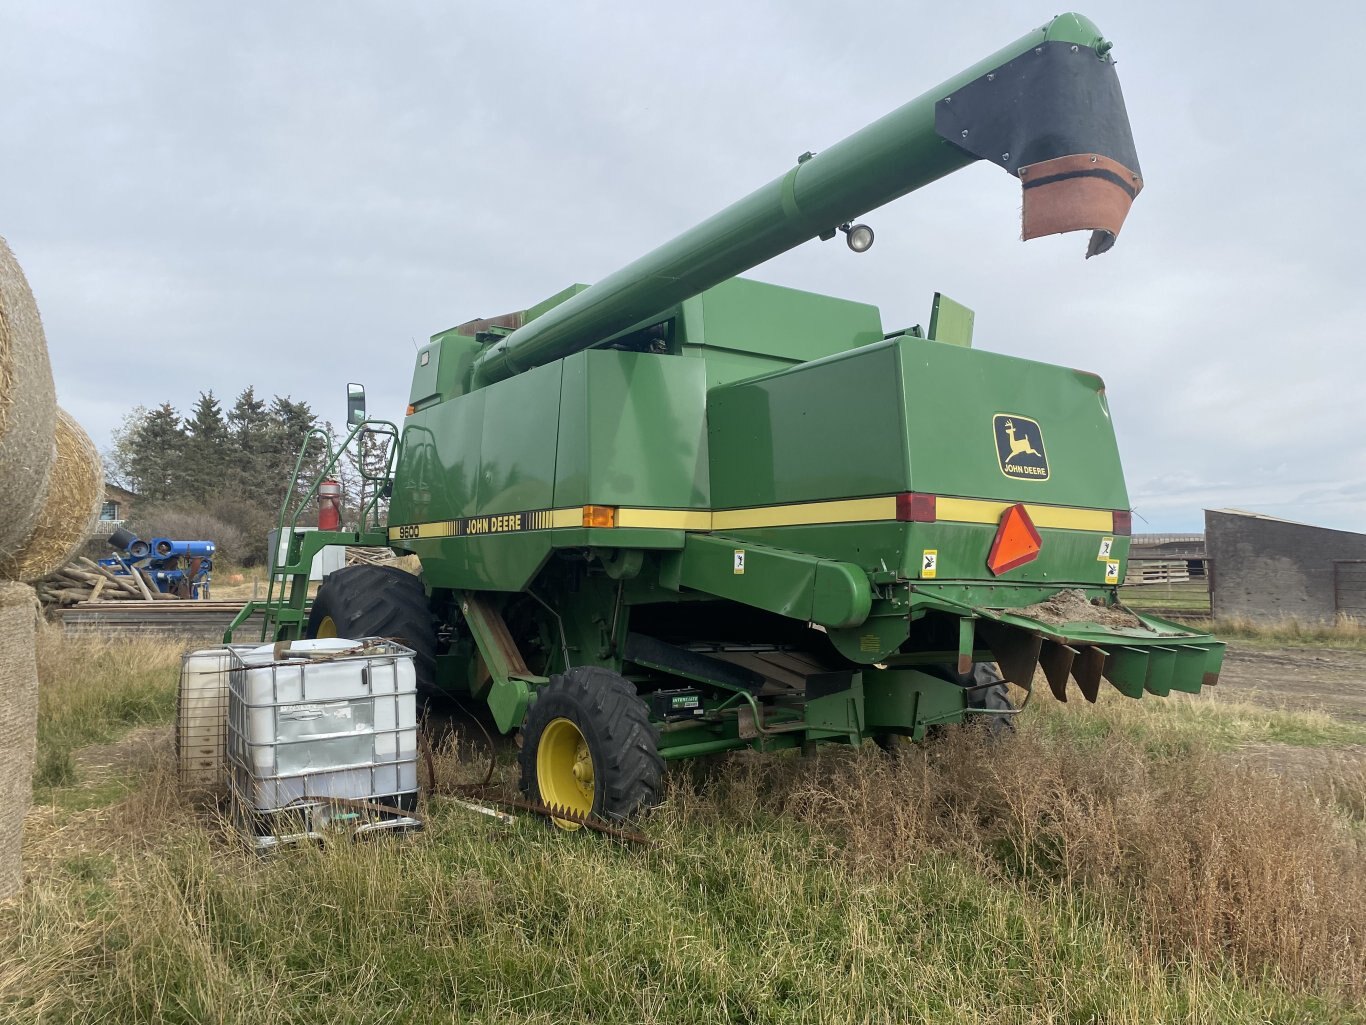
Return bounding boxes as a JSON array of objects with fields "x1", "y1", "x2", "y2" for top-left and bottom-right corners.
[{"x1": 472, "y1": 12, "x2": 1141, "y2": 386}]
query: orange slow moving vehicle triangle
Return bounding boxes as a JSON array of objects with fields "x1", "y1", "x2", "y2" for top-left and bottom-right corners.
[{"x1": 986, "y1": 503, "x2": 1043, "y2": 576}]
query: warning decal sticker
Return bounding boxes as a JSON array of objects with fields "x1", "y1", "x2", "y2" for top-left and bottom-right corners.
[
  {"x1": 1104, "y1": 560, "x2": 1120, "y2": 584},
  {"x1": 1097, "y1": 536, "x2": 1114, "y2": 561},
  {"x1": 921, "y1": 550, "x2": 938, "y2": 579},
  {"x1": 993, "y1": 414, "x2": 1049, "y2": 481}
]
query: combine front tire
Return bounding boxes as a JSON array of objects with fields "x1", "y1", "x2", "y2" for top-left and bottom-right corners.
[
  {"x1": 305, "y1": 565, "x2": 438, "y2": 696},
  {"x1": 518, "y1": 666, "x2": 663, "y2": 830}
]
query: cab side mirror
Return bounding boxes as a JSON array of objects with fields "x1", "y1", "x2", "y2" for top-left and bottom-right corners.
[{"x1": 346, "y1": 382, "x2": 366, "y2": 425}]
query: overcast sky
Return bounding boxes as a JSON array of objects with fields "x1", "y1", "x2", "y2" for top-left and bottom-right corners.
[{"x1": 2, "y1": 1, "x2": 1361, "y2": 533}]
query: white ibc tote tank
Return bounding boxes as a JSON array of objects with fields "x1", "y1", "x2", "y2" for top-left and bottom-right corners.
[
  {"x1": 177, "y1": 645, "x2": 256, "y2": 791},
  {"x1": 226, "y1": 637, "x2": 419, "y2": 844}
]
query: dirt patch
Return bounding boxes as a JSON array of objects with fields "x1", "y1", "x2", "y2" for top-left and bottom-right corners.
[
  {"x1": 1216, "y1": 644, "x2": 1366, "y2": 723},
  {"x1": 1012, "y1": 588, "x2": 1142, "y2": 629},
  {"x1": 74, "y1": 724, "x2": 172, "y2": 783},
  {"x1": 1235, "y1": 741, "x2": 1366, "y2": 777}
]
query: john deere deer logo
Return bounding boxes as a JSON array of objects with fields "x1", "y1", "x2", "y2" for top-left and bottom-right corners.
[
  {"x1": 993, "y1": 414, "x2": 1049, "y2": 480},
  {"x1": 1002, "y1": 420, "x2": 1041, "y2": 463}
]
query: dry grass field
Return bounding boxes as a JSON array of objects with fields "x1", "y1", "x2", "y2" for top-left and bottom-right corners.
[{"x1": 2, "y1": 628, "x2": 1364, "y2": 1024}]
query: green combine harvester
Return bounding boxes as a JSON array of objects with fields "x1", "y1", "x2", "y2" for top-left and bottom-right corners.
[{"x1": 228, "y1": 12, "x2": 1224, "y2": 829}]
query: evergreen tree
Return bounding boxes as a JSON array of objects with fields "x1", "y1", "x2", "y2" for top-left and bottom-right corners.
[
  {"x1": 126, "y1": 403, "x2": 186, "y2": 502},
  {"x1": 104, "y1": 389, "x2": 326, "y2": 557},
  {"x1": 225, "y1": 386, "x2": 273, "y2": 497},
  {"x1": 181, "y1": 391, "x2": 229, "y2": 498},
  {"x1": 256, "y1": 396, "x2": 323, "y2": 520}
]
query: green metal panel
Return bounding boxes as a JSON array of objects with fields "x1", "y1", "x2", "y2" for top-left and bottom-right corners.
[
  {"x1": 1144, "y1": 646, "x2": 1176, "y2": 697},
  {"x1": 804, "y1": 674, "x2": 865, "y2": 743},
  {"x1": 702, "y1": 332, "x2": 1130, "y2": 592},
  {"x1": 1102, "y1": 646, "x2": 1148, "y2": 698},
  {"x1": 408, "y1": 341, "x2": 442, "y2": 406},
  {"x1": 524, "y1": 283, "x2": 590, "y2": 324},
  {"x1": 478, "y1": 362, "x2": 561, "y2": 515},
  {"x1": 689, "y1": 349, "x2": 792, "y2": 391},
  {"x1": 679, "y1": 277, "x2": 884, "y2": 385},
  {"x1": 390, "y1": 391, "x2": 484, "y2": 526},
  {"x1": 899, "y1": 338, "x2": 1128, "y2": 509},
  {"x1": 409, "y1": 332, "x2": 482, "y2": 408},
  {"x1": 1169, "y1": 644, "x2": 1215, "y2": 694},
  {"x1": 813, "y1": 560, "x2": 874, "y2": 628},
  {"x1": 863, "y1": 668, "x2": 968, "y2": 738},
  {"x1": 707, "y1": 341, "x2": 907, "y2": 508},
  {"x1": 927, "y1": 293, "x2": 974, "y2": 347},
  {"x1": 392, "y1": 363, "x2": 563, "y2": 591},
  {"x1": 718, "y1": 522, "x2": 1127, "y2": 591},
  {"x1": 453, "y1": 363, "x2": 562, "y2": 590},
  {"x1": 667, "y1": 533, "x2": 871, "y2": 629},
  {"x1": 716, "y1": 523, "x2": 905, "y2": 582},
  {"x1": 829, "y1": 611, "x2": 913, "y2": 664},
  {"x1": 902, "y1": 524, "x2": 1130, "y2": 585},
  {"x1": 555, "y1": 349, "x2": 709, "y2": 509}
]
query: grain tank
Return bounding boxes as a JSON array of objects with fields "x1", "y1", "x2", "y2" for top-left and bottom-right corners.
[{"x1": 233, "y1": 13, "x2": 1224, "y2": 828}]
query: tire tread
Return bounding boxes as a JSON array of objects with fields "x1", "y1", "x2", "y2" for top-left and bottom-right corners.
[
  {"x1": 518, "y1": 665, "x2": 664, "y2": 823},
  {"x1": 305, "y1": 565, "x2": 438, "y2": 695}
]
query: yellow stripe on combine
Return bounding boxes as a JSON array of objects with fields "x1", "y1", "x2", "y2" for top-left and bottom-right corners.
[
  {"x1": 616, "y1": 508, "x2": 715, "y2": 530},
  {"x1": 712, "y1": 497, "x2": 895, "y2": 530},
  {"x1": 389, "y1": 494, "x2": 1114, "y2": 541},
  {"x1": 548, "y1": 508, "x2": 582, "y2": 529},
  {"x1": 936, "y1": 497, "x2": 1112, "y2": 532},
  {"x1": 415, "y1": 521, "x2": 457, "y2": 539}
]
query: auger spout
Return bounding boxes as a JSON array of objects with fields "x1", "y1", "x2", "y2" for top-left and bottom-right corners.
[{"x1": 471, "y1": 12, "x2": 1141, "y2": 387}]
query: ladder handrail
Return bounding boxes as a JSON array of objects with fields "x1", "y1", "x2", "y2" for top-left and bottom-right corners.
[{"x1": 257, "y1": 419, "x2": 402, "y2": 639}]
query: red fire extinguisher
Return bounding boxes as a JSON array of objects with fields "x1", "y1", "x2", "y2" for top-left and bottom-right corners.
[{"x1": 317, "y1": 479, "x2": 342, "y2": 531}]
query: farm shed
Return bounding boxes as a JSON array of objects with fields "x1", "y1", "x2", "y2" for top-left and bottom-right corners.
[{"x1": 1205, "y1": 508, "x2": 1366, "y2": 622}]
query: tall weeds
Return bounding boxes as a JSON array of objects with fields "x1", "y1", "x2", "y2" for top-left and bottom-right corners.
[
  {"x1": 31, "y1": 627, "x2": 182, "y2": 789},
  {"x1": 5, "y1": 634, "x2": 1364, "y2": 1021},
  {"x1": 691, "y1": 726, "x2": 1365, "y2": 998}
]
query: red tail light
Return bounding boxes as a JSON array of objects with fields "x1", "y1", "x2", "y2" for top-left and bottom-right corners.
[
  {"x1": 896, "y1": 492, "x2": 937, "y2": 522},
  {"x1": 1112, "y1": 509, "x2": 1132, "y2": 536}
]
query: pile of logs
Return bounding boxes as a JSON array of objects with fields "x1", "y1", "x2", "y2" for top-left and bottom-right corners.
[{"x1": 35, "y1": 556, "x2": 178, "y2": 607}]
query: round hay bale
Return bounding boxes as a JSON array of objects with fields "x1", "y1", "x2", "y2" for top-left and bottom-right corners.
[
  {"x1": 0, "y1": 581, "x2": 39, "y2": 901},
  {"x1": 0, "y1": 408, "x2": 103, "y2": 582},
  {"x1": 0, "y1": 236, "x2": 57, "y2": 561}
]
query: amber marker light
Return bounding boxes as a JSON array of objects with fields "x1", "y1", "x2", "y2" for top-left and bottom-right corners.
[{"x1": 582, "y1": 505, "x2": 617, "y2": 528}]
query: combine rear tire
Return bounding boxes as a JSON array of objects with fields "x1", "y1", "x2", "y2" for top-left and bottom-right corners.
[
  {"x1": 518, "y1": 666, "x2": 663, "y2": 830},
  {"x1": 962, "y1": 662, "x2": 1015, "y2": 738},
  {"x1": 305, "y1": 565, "x2": 438, "y2": 697}
]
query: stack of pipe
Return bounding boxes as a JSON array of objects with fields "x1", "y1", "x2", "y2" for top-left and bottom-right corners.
[{"x1": 35, "y1": 555, "x2": 179, "y2": 606}]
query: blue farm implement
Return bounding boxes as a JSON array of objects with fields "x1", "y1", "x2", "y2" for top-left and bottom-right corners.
[{"x1": 103, "y1": 527, "x2": 215, "y2": 599}]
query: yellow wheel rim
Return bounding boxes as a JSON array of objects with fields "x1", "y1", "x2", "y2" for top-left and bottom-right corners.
[
  {"x1": 315, "y1": 615, "x2": 338, "y2": 639},
  {"x1": 536, "y1": 717, "x2": 595, "y2": 830}
]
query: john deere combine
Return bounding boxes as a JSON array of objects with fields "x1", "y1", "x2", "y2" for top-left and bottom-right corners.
[{"x1": 229, "y1": 13, "x2": 1224, "y2": 828}]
